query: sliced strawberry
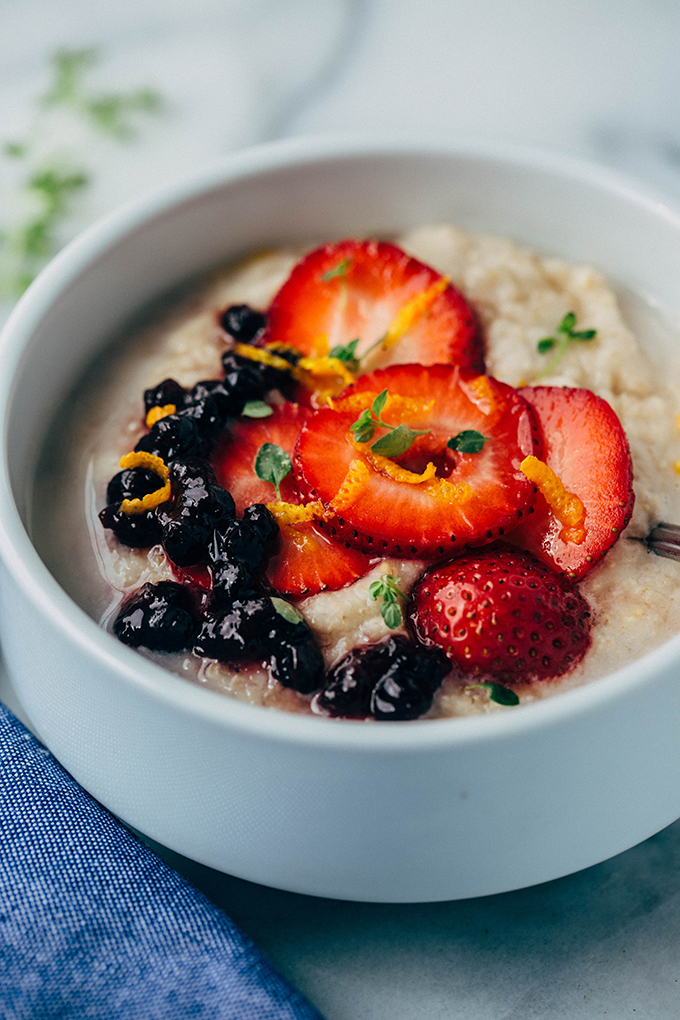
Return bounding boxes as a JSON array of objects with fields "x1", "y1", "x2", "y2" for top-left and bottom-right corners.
[
  {"x1": 411, "y1": 546, "x2": 592, "y2": 684},
  {"x1": 212, "y1": 402, "x2": 374, "y2": 596},
  {"x1": 294, "y1": 364, "x2": 542, "y2": 559},
  {"x1": 265, "y1": 518, "x2": 374, "y2": 596},
  {"x1": 508, "y1": 386, "x2": 634, "y2": 579},
  {"x1": 213, "y1": 402, "x2": 307, "y2": 508},
  {"x1": 265, "y1": 239, "x2": 484, "y2": 373}
]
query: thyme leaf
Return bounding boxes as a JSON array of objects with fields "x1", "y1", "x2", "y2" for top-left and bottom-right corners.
[
  {"x1": 465, "y1": 683, "x2": 520, "y2": 706},
  {"x1": 369, "y1": 574, "x2": 410, "y2": 629},
  {"x1": 255, "y1": 443, "x2": 292, "y2": 500},
  {"x1": 241, "y1": 399, "x2": 273, "y2": 418},
  {"x1": 447, "y1": 430, "x2": 490, "y2": 454},
  {"x1": 349, "y1": 388, "x2": 430, "y2": 458},
  {"x1": 535, "y1": 312, "x2": 597, "y2": 380}
]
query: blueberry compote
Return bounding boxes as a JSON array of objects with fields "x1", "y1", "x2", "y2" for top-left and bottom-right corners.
[{"x1": 101, "y1": 303, "x2": 449, "y2": 718}]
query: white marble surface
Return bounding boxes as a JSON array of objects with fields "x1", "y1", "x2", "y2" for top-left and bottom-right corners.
[{"x1": 2, "y1": 1, "x2": 680, "y2": 1016}]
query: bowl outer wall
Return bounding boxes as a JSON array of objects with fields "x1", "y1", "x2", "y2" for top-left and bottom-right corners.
[{"x1": 1, "y1": 137, "x2": 680, "y2": 901}]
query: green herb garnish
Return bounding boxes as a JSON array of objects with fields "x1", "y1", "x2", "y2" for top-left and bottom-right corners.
[
  {"x1": 447, "y1": 430, "x2": 490, "y2": 454},
  {"x1": 254, "y1": 443, "x2": 292, "y2": 500},
  {"x1": 0, "y1": 47, "x2": 162, "y2": 300},
  {"x1": 321, "y1": 257, "x2": 352, "y2": 282},
  {"x1": 349, "y1": 389, "x2": 430, "y2": 458},
  {"x1": 535, "y1": 312, "x2": 596, "y2": 380},
  {"x1": 41, "y1": 48, "x2": 162, "y2": 139},
  {"x1": 242, "y1": 399, "x2": 273, "y2": 418},
  {"x1": 369, "y1": 574, "x2": 410, "y2": 629},
  {"x1": 329, "y1": 337, "x2": 360, "y2": 372},
  {"x1": 465, "y1": 683, "x2": 520, "y2": 706},
  {"x1": 270, "y1": 597, "x2": 304, "y2": 625}
]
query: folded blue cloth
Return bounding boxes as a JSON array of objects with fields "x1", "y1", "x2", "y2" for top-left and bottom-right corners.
[{"x1": 0, "y1": 702, "x2": 326, "y2": 1020}]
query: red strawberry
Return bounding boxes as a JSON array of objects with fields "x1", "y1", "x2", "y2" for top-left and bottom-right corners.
[
  {"x1": 294, "y1": 363, "x2": 542, "y2": 559},
  {"x1": 411, "y1": 546, "x2": 592, "y2": 683},
  {"x1": 212, "y1": 402, "x2": 374, "y2": 596},
  {"x1": 213, "y1": 402, "x2": 307, "y2": 508},
  {"x1": 508, "y1": 386, "x2": 634, "y2": 579},
  {"x1": 265, "y1": 239, "x2": 483, "y2": 372}
]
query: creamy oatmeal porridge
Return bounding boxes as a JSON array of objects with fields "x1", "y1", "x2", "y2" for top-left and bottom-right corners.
[{"x1": 33, "y1": 225, "x2": 680, "y2": 719}]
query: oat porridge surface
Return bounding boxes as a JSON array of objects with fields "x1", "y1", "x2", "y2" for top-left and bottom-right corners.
[{"x1": 34, "y1": 224, "x2": 680, "y2": 718}]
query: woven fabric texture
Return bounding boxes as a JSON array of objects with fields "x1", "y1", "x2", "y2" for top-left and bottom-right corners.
[{"x1": 0, "y1": 701, "x2": 325, "y2": 1020}]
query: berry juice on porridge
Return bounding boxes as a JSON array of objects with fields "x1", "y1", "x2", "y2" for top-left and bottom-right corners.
[{"x1": 33, "y1": 225, "x2": 680, "y2": 719}]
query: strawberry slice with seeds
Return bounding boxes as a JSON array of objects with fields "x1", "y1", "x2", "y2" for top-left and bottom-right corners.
[
  {"x1": 213, "y1": 402, "x2": 374, "y2": 595},
  {"x1": 294, "y1": 364, "x2": 542, "y2": 559},
  {"x1": 265, "y1": 239, "x2": 483, "y2": 373},
  {"x1": 411, "y1": 546, "x2": 592, "y2": 683},
  {"x1": 508, "y1": 386, "x2": 634, "y2": 579}
]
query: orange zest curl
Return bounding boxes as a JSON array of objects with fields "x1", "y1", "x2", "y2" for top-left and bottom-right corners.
[
  {"x1": 331, "y1": 390, "x2": 435, "y2": 421},
  {"x1": 233, "y1": 341, "x2": 355, "y2": 405},
  {"x1": 380, "y1": 277, "x2": 450, "y2": 351},
  {"x1": 145, "y1": 403, "x2": 176, "y2": 427},
  {"x1": 233, "y1": 343, "x2": 292, "y2": 373},
  {"x1": 520, "y1": 455, "x2": 586, "y2": 543},
  {"x1": 266, "y1": 500, "x2": 325, "y2": 527},
  {"x1": 294, "y1": 355, "x2": 356, "y2": 405},
  {"x1": 118, "y1": 451, "x2": 171, "y2": 516},
  {"x1": 351, "y1": 441, "x2": 437, "y2": 485}
]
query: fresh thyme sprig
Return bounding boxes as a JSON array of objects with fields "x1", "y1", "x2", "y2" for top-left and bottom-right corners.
[
  {"x1": 535, "y1": 312, "x2": 596, "y2": 380},
  {"x1": 0, "y1": 48, "x2": 162, "y2": 301},
  {"x1": 329, "y1": 337, "x2": 360, "y2": 372},
  {"x1": 349, "y1": 389, "x2": 430, "y2": 458},
  {"x1": 369, "y1": 574, "x2": 410, "y2": 629}
]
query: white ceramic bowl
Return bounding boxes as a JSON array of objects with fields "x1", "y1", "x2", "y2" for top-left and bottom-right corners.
[{"x1": 1, "y1": 136, "x2": 680, "y2": 903}]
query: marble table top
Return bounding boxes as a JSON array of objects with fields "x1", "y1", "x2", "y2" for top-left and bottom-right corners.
[{"x1": 2, "y1": 1, "x2": 680, "y2": 1016}]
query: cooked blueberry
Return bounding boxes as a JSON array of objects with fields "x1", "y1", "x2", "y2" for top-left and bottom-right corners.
[
  {"x1": 157, "y1": 475, "x2": 236, "y2": 567},
  {"x1": 189, "y1": 380, "x2": 242, "y2": 420},
  {"x1": 194, "y1": 593, "x2": 311, "y2": 663},
  {"x1": 143, "y1": 378, "x2": 187, "y2": 415},
  {"x1": 178, "y1": 395, "x2": 230, "y2": 438},
  {"x1": 210, "y1": 559, "x2": 254, "y2": 603},
  {"x1": 113, "y1": 581, "x2": 197, "y2": 651},
  {"x1": 221, "y1": 351, "x2": 271, "y2": 404},
  {"x1": 220, "y1": 518, "x2": 269, "y2": 572},
  {"x1": 265, "y1": 597, "x2": 311, "y2": 647},
  {"x1": 106, "y1": 467, "x2": 160, "y2": 506},
  {"x1": 316, "y1": 643, "x2": 381, "y2": 717},
  {"x1": 221, "y1": 350, "x2": 291, "y2": 403},
  {"x1": 194, "y1": 594, "x2": 276, "y2": 659},
  {"x1": 219, "y1": 304, "x2": 267, "y2": 343},
  {"x1": 270, "y1": 641, "x2": 325, "y2": 694},
  {"x1": 99, "y1": 504, "x2": 162, "y2": 548},
  {"x1": 169, "y1": 457, "x2": 216, "y2": 487},
  {"x1": 317, "y1": 635, "x2": 450, "y2": 720},
  {"x1": 369, "y1": 643, "x2": 449, "y2": 721},
  {"x1": 242, "y1": 503, "x2": 279, "y2": 552},
  {"x1": 135, "y1": 414, "x2": 210, "y2": 461}
]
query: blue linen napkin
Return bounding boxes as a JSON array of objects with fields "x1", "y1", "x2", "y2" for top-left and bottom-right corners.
[{"x1": 0, "y1": 701, "x2": 326, "y2": 1020}]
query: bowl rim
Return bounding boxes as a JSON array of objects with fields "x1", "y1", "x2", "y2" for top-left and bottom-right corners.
[{"x1": 2, "y1": 132, "x2": 680, "y2": 753}]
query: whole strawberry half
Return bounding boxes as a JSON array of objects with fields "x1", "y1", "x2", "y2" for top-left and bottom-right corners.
[
  {"x1": 410, "y1": 546, "x2": 592, "y2": 683},
  {"x1": 294, "y1": 363, "x2": 542, "y2": 559},
  {"x1": 213, "y1": 402, "x2": 374, "y2": 596},
  {"x1": 265, "y1": 239, "x2": 484, "y2": 372},
  {"x1": 509, "y1": 386, "x2": 635, "y2": 579}
]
